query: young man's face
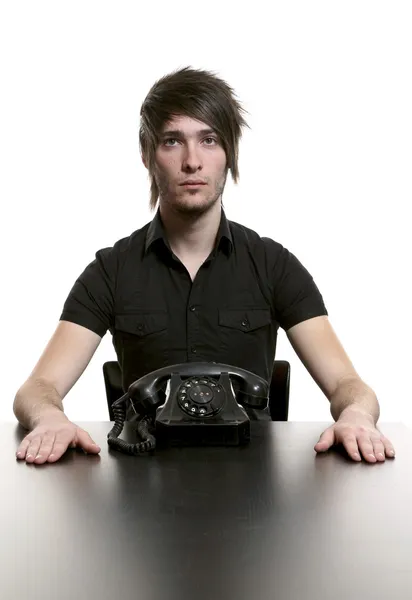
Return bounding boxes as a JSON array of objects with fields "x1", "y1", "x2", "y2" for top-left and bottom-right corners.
[{"x1": 146, "y1": 115, "x2": 228, "y2": 215}]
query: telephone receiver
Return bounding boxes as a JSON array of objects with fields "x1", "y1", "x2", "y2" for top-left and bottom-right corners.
[{"x1": 107, "y1": 361, "x2": 269, "y2": 455}]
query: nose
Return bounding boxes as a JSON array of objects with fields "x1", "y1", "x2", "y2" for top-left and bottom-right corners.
[{"x1": 182, "y1": 142, "x2": 202, "y2": 172}]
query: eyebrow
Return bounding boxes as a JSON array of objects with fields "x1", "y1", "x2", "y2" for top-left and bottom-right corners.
[{"x1": 161, "y1": 128, "x2": 217, "y2": 138}]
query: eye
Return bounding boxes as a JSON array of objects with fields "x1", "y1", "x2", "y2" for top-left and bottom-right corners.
[{"x1": 163, "y1": 137, "x2": 218, "y2": 147}]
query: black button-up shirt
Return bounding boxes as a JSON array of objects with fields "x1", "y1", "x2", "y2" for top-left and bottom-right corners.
[{"x1": 60, "y1": 209, "x2": 328, "y2": 418}]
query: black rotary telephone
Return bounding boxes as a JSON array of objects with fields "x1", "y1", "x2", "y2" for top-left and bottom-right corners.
[{"x1": 107, "y1": 362, "x2": 269, "y2": 455}]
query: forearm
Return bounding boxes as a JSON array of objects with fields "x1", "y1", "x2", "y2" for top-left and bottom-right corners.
[
  {"x1": 329, "y1": 376, "x2": 380, "y2": 425},
  {"x1": 13, "y1": 378, "x2": 68, "y2": 430}
]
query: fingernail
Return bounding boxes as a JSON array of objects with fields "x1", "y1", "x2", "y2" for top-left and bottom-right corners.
[
  {"x1": 377, "y1": 453, "x2": 384, "y2": 460},
  {"x1": 16, "y1": 452, "x2": 22, "y2": 458},
  {"x1": 26, "y1": 454, "x2": 32, "y2": 460},
  {"x1": 354, "y1": 452, "x2": 360, "y2": 460},
  {"x1": 35, "y1": 454, "x2": 41, "y2": 460},
  {"x1": 368, "y1": 454, "x2": 376, "y2": 460},
  {"x1": 388, "y1": 450, "x2": 395, "y2": 456}
]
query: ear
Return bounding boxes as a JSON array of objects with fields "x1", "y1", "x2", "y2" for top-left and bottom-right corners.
[{"x1": 141, "y1": 154, "x2": 148, "y2": 169}]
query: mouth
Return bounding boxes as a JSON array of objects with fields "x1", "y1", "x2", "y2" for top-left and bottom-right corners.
[{"x1": 180, "y1": 182, "x2": 207, "y2": 187}]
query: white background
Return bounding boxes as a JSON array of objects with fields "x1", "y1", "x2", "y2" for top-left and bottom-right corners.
[{"x1": 1, "y1": 1, "x2": 411, "y2": 427}]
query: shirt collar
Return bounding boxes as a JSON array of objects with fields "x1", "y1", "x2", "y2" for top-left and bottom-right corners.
[{"x1": 145, "y1": 207, "x2": 233, "y2": 256}]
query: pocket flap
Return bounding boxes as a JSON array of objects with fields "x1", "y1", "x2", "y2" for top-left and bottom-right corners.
[
  {"x1": 219, "y1": 308, "x2": 271, "y2": 332},
  {"x1": 115, "y1": 311, "x2": 167, "y2": 336}
]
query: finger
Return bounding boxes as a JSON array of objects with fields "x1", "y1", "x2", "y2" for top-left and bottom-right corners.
[
  {"x1": 314, "y1": 427, "x2": 335, "y2": 452},
  {"x1": 47, "y1": 430, "x2": 75, "y2": 462},
  {"x1": 25, "y1": 436, "x2": 43, "y2": 463},
  {"x1": 33, "y1": 432, "x2": 56, "y2": 464},
  {"x1": 371, "y1": 438, "x2": 386, "y2": 462},
  {"x1": 16, "y1": 436, "x2": 32, "y2": 460},
  {"x1": 357, "y1": 435, "x2": 377, "y2": 463},
  {"x1": 341, "y1": 434, "x2": 362, "y2": 462},
  {"x1": 381, "y1": 436, "x2": 396, "y2": 459},
  {"x1": 75, "y1": 429, "x2": 101, "y2": 454}
]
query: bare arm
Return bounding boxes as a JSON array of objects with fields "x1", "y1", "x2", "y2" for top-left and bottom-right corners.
[
  {"x1": 286, "y1": 315, "x2": 396, "y2": 463},
  {"x1": 14, "y1": 320, "x2": 102, "y2": 429},
  {"x1": 14, "y1": 378, "x2": 66, "y2": 431},
  {"x1": 13, "y1": 321, "x2": 103, "y2": 464},
  {"x1": 286, "y1": 315, "x2": 380, "y2": 423}
]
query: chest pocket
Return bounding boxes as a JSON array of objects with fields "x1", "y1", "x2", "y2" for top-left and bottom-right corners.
[
  {"x1": 115, "y1": 312, "x2": 168, "y2": 337},
  {"x1": 218, "y1": 307, "x2": 272, "y2": 355},
  {"x1": 114, "y1": 311, "x2": 169, "y2": 384},
  {"x1": 218, "y1": 308, "x2": 271, "y2": 332},
  {"x1": 219, "y1": 308, "x2": 271, "y2": 333}
]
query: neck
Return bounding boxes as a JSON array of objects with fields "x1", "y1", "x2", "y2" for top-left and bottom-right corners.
[{"x1": 159, "y1": 201, "x2": 222, "y2": 258}]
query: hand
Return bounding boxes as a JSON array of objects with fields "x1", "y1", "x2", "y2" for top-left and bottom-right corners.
[
  {"x1": 314, "y1": 407, "x2": 396, "y2": 463},
  {"x1": 16, "y1": 416, "x2": 101, "y2": 464}
]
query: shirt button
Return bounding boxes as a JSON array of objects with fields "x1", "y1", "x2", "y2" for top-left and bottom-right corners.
[
  {"x1": 191, "y1": 347, "x2": 197, "y2": 354},
  {"x1": 190, "y1": 305, "x2": 196, "y2": 312},
  {"x1": 137, "y1": 323, "x2": 143, "y2": 331},
  {"x1": 241, "y1": 320, "x2": 249, "y2": 327}
]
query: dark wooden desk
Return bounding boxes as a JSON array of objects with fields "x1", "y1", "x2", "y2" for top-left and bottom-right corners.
[{"x1": 2, "y1": 421, "x2": 412, "y2": 600}]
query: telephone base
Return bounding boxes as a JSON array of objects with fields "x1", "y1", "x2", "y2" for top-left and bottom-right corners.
[{"x1": 155, "y1": 418, "x2": 250, "y2": 447}]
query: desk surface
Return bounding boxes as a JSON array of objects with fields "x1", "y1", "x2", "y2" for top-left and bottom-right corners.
[{"x1": 2, "y1": 421, "x2": 412, "y2": 600}]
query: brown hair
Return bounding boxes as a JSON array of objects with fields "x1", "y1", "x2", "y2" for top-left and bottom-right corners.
[{"x1": 139, "y1": 66, "x2": 250, "y2": 211}]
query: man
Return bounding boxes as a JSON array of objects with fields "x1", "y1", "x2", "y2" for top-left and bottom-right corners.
[{"x1": 14, "y1": 66, "x2": 395, "y2": 465}]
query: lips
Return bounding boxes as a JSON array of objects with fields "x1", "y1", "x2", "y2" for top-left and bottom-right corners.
[{"x1": 180, "y1": 181, "x2": 206, "y2": 185}]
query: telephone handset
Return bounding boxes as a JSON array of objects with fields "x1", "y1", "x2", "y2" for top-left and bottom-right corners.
[{"x1": 107, "y1": 361, "x2": 269, "y2": 455}]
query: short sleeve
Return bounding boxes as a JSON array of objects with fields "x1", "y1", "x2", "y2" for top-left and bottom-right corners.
[
  {"x1": 59, "y1": 247, "x2": 117, "y2": 337},
  {"x1": 263, "y1": 238, "x2": 328, "y2": 331}
]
